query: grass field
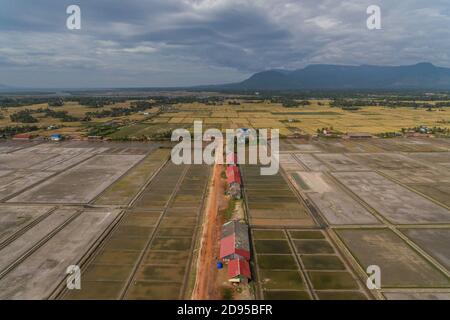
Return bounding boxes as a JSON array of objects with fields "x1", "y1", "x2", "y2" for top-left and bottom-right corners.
[
  {"x1": 2, "y1": 99, "x2": 450, "y2": 138},
  {"x1": 0, "y1": 100, "x2": 156, "y2": 137},
  {"x1": 148, "y1": 101, "x2": 450, "y2": 135}
]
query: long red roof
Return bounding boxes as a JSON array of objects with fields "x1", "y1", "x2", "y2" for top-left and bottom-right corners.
[
  {"x1": 226, "y1": 165, "x2": 241, "y2": 184},
  {"x1": 13, "y1": 133, "x2": 32, "y2": 139},
  {"x1": 228, "y1": 259, "x2": 251, "y2": 279},
  {"x1": 219, "y1": 234, "x2": 250, "y2": 260}
]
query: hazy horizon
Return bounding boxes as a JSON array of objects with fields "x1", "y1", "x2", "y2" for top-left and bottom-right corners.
[{"x1": 1, "y1": 61, "x2": 449, "y2": 91}]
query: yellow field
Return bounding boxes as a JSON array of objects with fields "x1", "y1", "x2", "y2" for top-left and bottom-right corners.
[
  {"x1": 150, "y1": 100, "x2": 450, "y2": 135},
  {"x1": 1, "y1": 99, "x2": 449, "y2": 137},
  {"x1": 0, "y1": 100, "x2": 157, "y2": 136}
]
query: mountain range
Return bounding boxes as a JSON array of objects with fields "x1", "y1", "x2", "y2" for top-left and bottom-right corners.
[
  {"x1": 216, "y1": 63, "x2": 450, "y2": 90},
  {"x1": 2, "y1": 63, "x2": 450, "y2": 92}
]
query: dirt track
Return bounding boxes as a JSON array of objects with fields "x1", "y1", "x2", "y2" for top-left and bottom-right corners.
[{"x1": 192, "y1": 164, "x2": 228, "y2": 300}]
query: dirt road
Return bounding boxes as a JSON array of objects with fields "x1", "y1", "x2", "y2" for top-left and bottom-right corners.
[{"x1": 192, "y1": 163, "x2": 228, "y2": 300}]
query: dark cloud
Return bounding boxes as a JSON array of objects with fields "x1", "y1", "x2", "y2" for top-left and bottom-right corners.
[{"x1": 0, "y1": 0, "x2": 449, "y2": 87}]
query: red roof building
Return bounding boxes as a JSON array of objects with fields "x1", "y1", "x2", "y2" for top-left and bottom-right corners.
[
  {"x1": 12, "y1": 133, "x2": 32, "y2": 140},
  {"x1": 220, "y1": 233, "x2": 250, "y2": 261},
  {"x1": 221, "y1": 220, "x2": 249, "y2": 240},
  {"x1": 226, "y1": 165, "x2": 241, "y2": 185},
  {"x1": 228, "y1": 259, "x2": 251, "y2": 281},
  {"x1": 226, "y1": 165, "x2": 242, "y2": 199}
]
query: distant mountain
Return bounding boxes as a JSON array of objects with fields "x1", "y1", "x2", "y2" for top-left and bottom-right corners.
[{"x1": 220, "y1": 63, "x2": 450, "y2": 90}]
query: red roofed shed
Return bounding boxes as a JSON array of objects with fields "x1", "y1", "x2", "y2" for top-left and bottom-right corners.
[
  {"x1": 226, "y1": 165, "x2": 241, "y2": 185},
  {"x1": 228, "y1": 259, "x2": 251, "y2": 282},
  {"x1": 12, "y1": 133, "x2": 32, "y2": 140},
  {"x1": 220, "y1": 234, "x2": 250, "y2": 261}
]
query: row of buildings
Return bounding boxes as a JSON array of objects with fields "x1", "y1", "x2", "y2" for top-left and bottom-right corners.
[
  {"x1": 219, "y1": 220, "x2": 251, "y2": 283},
  {"x1": 221, "y1": 152, "x2": 250, "y2": 283}
]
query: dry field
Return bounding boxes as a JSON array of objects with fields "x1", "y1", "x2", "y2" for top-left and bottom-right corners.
[
  {"x1": 0, "y1": 100, "x2": 156, "y2": 137},
  {"x1": 0, "y1": 140, "x2": 207, "y2": 299},
  {"x1": 140, "y1": 101, "x2": 450, "y2": 136},
  {"x1": 63, "y1": 163, "x2": 211, "y2": 300},
  {"x1": 275, "y1": 138, "x2": 450, "y2": 300},
  {"x1": 1, "y1": 134, "x2": 450, "y2": 300},
  {"x1": 241, "y1": 164, "x2": 315, "y2": 227},
  {"x1": 4, "y1": 99, "x2": 449, "y2": 139},
  {"x1": 252, "y1": 228, "x2": 369, "y2": 300}
]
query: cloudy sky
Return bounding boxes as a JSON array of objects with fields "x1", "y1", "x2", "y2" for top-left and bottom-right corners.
[{"x1": 0, "y1": 0, "x2": 449, "y2": 88}]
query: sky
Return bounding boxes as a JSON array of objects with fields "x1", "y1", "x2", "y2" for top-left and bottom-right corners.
[{"x1": 0, "y1": 0, "x2": 449, "y2": 88}]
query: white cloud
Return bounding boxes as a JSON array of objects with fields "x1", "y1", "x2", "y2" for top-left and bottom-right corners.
[
  {"x1": 305, "y1": 16, "x2": 340, "y2": 30},
  {"x1": 122, "y1": 46, "x2": 158, "y2": 53}
]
